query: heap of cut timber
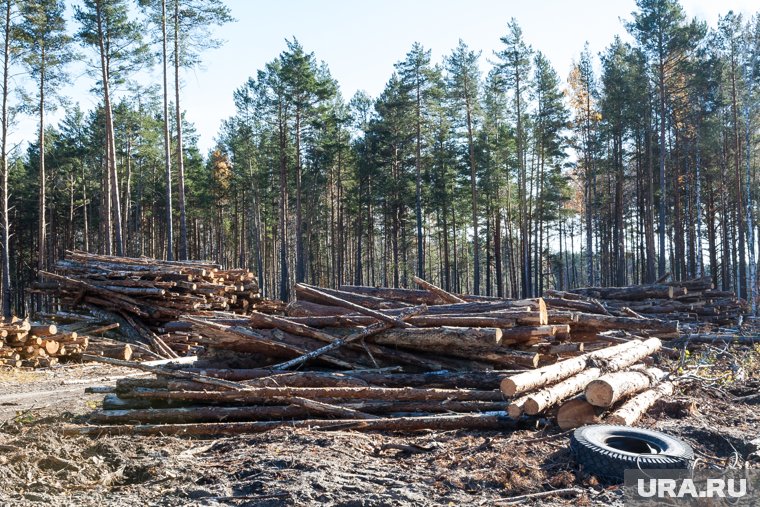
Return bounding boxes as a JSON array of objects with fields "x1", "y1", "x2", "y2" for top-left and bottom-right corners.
[
  {"x1": 187, "y1": 280, "x2": 572, "y2": 371},
  {"x1": 71, "y1": 354, "x2": 524, "y2": 436},
  {"x1": 0, "y1": 318, "x2": 86, "y2": 367},
  {"x1": 545, "y1": 278, "x2": 748, "y2": 340},
  {"x1": 32, "y1": 250, "x2": 261, "y2": 359},
  {"x1": 70, "y1": 334, "x2": 668, "y2": 436},
  {"x1": 501, "y1": 337, "x2": 672, "y2": 429},
  {"x1": 183, "y1": 277, "x2": 688, "y2": 371},
  {"x1": 69, "y1": 276, "x2": 677, "y2": 436}
]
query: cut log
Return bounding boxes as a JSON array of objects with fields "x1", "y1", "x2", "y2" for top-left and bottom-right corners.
[
  {"x1": 606, "y1": 382, "x2": 674, "y2": 425},
  {"x1": 570, "y1": 313, "x2": 679, "y2": 336},
  {"x1": 338, "y1": 285, "x2": 447, "y2": 305},
  {"x1": 584, "y1": 367, "x2": 667, "y2": 407},
  {"x1": 369, "y1": 326, "x2": 503, "y2": 353},
  {"x1": 597, "y1": 338, "x2": 662, "y2": 371},
  {"x1": 90, "y1": 399, "x2": 507, "y2": 424},
  {"x1": 64, "y1": 411, "x2": 528, "y2": 437},
  {"x1": 556, "y1": 397, "x2": 604, "y2": 430},
  {"x1": 522, "y1": 368, "x2": 602, "y2": 415},
  {"x1": 86, "y1": 342, "x2": 133, "y2": 361},
  {"x1": 30, "y1": 324, "x2": 57, "y2": 336},
  {"x1": 42, "y1": 340, "x2": 60, "y2": 355},
  {"x1": 500, "y1": 339, "x2": 649, "y2": 396},
  {"x1": 507, "y1": 395, "x2": 529, "y2": 418},
  {"x1": 168, "y1": 368, "x2": 518, "y2": 390},
  {"x1": 412, "y1": 276, "x2": 466, "y2": 304},
  {"x1": 286, "y1": 300, "x2": 352, "y2": 317},
  {"x1": 118, "y1": 385, "x2": 504, "y2": 403},
  {"x1": 570, "y1": 284, "x2": 686, "y2": 300}
]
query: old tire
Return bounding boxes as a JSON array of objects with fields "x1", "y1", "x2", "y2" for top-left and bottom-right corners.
[{"x1": 570, "y1": 424, "x2": 693, "y2": 482}]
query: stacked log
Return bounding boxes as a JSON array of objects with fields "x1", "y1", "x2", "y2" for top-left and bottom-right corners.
[
  {"x1": 72, "y1": 334, "x2": 668, "y2": 435},
  {"x1": 181, "y1": 281, "x2": 578, "y2": 371},
  {"x1": 0, "y1": 319, "x2": 87, "y2": 367},
  {"x1": 31, "y1": 250, "x2": 261, "y2": 359},
  {"x1": 546, "y1": 276, "x2": 747, "y2": 331},
  {"x1": 500, "y1": 338, "x2": 672, "y2": 429}
]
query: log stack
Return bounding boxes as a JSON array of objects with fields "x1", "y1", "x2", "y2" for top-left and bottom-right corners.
[
  {"x1": 180, "y1": 280, "x2": 683, "y2": 372},
  {"x1": 184, "y1": 281, "x2": 576, "y2": 371},
  {"x1": 500, "y1": 337, "x2": 672, "y2": 429},
  {"x1": 548, "y1": 276, "x2": 747, "y2": 331},
  {"x1": 67, "y1": 275, "x2": 683, "y2": 435},
  {"x1": 71, "y1": 333, "x2": 669, "y2": 436},
  {"x1": 32, "y1": 250, "x2": 262, "y2": 359},
  {"x1": 0, "y1": 319, "x2": 87, "y2": 367}
]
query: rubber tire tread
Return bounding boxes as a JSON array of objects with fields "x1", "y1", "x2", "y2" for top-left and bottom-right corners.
[{"x1": 570, "y1": 424, "x2": 694, "y2": 482}]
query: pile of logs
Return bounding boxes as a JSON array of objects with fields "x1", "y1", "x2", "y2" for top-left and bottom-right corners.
[
  {"x1": 556, "y1": 276, "x2": 747, "y2": 329},
  {"x1": 66, "y1": 276, "x2": 742, "y2": 435},
  {"x1": 178, "y1": 279, "x2": 692, "y2": 373},
  {"x1": 0, "y1": 319, "x2": 87, "y2": 367},
  {"x1": 32, "y1": 250, "x2": 261, "y2": 359},
  {"x1": 186, "y1": 281, "x2": 568, "y2": 371},
  {"x1": 70, "y1": 334, "x2": 668, "y2": 436},
  {"x1": 502, "y1": 337, "x2": 672, "y2": 429}
]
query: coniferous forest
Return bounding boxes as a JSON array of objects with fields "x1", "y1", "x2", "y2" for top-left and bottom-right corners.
[{"x1": 1, "y1": 0, "x2": 759, "y2": 316}]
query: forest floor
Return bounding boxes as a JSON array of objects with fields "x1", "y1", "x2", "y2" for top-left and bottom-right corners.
[{"x1": 0, "y1": 349, "x2": 757, "y2": 506}]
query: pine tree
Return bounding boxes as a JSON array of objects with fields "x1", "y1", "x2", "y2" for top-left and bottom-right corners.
[
  {"x1": 627, "y1": 0, "x2": 690, "y2": 278},
  {"x1": 16, "y1": 0, "x2": 73, "y2": 280},
  {"x1": 396, "y1": 42, "x2": 435, "y2": 280},
  {"x1": 446, "y1": 39, "x2": 482, "y2": 294},
  {"x1": 0, "y1": 0, "x2": 13, "y2": 318},
  {"x1": 280, "y1": 39, "x2": 335, "y2": 285},
  {"x1": 496, "y1": 20, "x2": 532, "y2": 297},
  {"x1": 170, "y1": 0, "x2": 233, "y2": 260},
  {"x1": 567, "y1": 44, "x2": 600, "y2": 286},
  {"x1": 75, "y1": 0, "x2": 149, "y2": 256},
  {"x1": 531, "y1": 51, "x2": 568, "y2": 294}
]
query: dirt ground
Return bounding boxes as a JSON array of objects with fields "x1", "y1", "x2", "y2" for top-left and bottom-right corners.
[{"x1": 0, "y1": 355, "x2": 757, "y2": 506}]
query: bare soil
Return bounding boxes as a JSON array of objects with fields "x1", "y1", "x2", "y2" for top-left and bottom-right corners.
[{"x1": 0, "y1": 360, "x2": 757, "y2": 506}]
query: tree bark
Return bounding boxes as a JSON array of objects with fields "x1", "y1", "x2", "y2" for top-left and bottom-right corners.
[
  {"x1": 500, "y1": 338, "x2": 659, "y2": 396},
  {"x1": 606, "y1": 381, "x2": 673, "y2": 425},
  {"x1": 162, "y1": 0, "x2": 173, "y2": 261},
  {"x1": 174, "y1": 0, "x2": 188, "y2": 260}
]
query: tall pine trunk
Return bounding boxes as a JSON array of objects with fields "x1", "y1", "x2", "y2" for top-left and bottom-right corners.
[
  {"x1": 1, "y1": 0, "x2": 11, "y2": 318},
  {"x1": 96, "y1": 4, "x2": 123, "y2": 256},
  {"x1": 162, "y1": 0, "x2": 173, "y2": 260},
  {"x1": 174, "y1": 0, "x2": 188, "y2": 260}
]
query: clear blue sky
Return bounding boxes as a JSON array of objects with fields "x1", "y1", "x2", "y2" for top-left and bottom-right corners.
[{"x1": 11, "y1": 0, "x2": 759, "y2": 155}]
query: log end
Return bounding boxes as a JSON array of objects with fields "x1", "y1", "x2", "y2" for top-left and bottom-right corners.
[
  {"x1": 500, "y1": 378, "x2": 518, "y2": 397},
  {"x1": 537, "y1": 297, "x2": 548, "y2": 326},
  {"x1": 522, "y1": 398, "x2": 542, "y2": 416},
  {"x1": 506, "y1": 403, "x2": 523, "y2": 419},
  {"x1": 584, "y1": 380, "x2": 614, "y2": 407},
  {"x1": 605, "y1": 414, "x2": 627, "y2": 425},
  {"x1": 556, "y1": 398, "x2": 602, "y2": 430}
]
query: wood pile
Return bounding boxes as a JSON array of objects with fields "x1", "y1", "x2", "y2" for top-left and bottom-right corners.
[
  {"x1": 70, "y1": 335, "x2": 667, "y2": 436},
  {"x1": 179, "y1": 278, "x2": 689, "y2": 372},
  {"x1": 550, "y1": 276, "x2": 747, "y2": 330},
  {"x1": 31, "y1": 250, "x2": 262, "y2": 359},
  {"x1": 186, "y1": 280, "x2": 568, "y2": 371},
  {"x1": 69, "y1": 277, "x2": 671, "y2": 436},
  {"x1": 0, "y1": 319, "x2": 86, "y2": 367},
  {"x1": 500, "y1": 337, "x2": 673, "y2": 429}
]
